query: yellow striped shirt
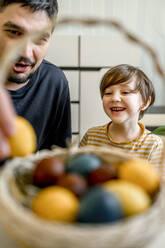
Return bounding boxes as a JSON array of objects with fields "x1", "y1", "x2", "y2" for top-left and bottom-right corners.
[{"x1": 80, "y1": 122, "x2": 164, "y2": 175}]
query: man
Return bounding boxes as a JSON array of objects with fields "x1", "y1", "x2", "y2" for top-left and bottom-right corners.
[{"x1": 0, "y1": 0, "x2": 71, "y2": 159}]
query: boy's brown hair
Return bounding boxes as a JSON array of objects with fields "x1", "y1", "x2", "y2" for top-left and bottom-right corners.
[{"x1": 100, "y1": 64, "x2": 155, "y2": 120}]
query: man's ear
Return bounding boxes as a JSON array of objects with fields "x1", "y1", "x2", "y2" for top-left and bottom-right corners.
[{"x1": 140, "y1": 96, "x2": 151, "y2": 111}]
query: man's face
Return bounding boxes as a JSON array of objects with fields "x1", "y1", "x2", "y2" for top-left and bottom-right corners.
[{"x1": 0, "y1": 3, "x2": 53, "y2": 85}]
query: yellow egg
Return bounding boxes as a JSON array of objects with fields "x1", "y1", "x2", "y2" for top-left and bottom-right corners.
[
  {"x1": 118, "y1": 159, "x2": 160, "y2": 195},
  {"x1": 32, "y1": 186, "x2": 79, "y2": 222},
  {"x1": 104, "y1": 180, "x2": 151, "y2": 216},
  {"x1": 8, "y1": 116, "x2": 36, "y2": 157}
]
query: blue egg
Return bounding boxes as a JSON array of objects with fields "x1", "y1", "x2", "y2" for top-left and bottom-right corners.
[
  {"x1": 66, "y1": 154, "x2": 101, "y2": 177},
  {"x1": 77, "y1": 186, "x2": 124, "y2": 223}
]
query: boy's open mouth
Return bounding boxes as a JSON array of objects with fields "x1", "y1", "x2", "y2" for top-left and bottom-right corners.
[{"x1": 110, "y1": 107, "x2": 126, "y2": 112}]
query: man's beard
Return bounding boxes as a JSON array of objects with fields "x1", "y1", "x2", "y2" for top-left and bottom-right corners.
[
  {"x1": 8, "y1": 56, "x2": 35, "y2": 84},
  {"x1": 7, "y1": 72, "x2": 34, "y2": 85}
]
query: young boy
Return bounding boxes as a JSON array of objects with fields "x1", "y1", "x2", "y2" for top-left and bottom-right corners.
[{"x1": 80, "y1": 64, "x2": 164, "y2": 171}]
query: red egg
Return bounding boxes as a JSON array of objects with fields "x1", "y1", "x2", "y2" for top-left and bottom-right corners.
[
  {"x1": 33, "y1": 157, "x2": 65, "y2": 187},
  {"x1": 88, "y1": 164, "x2": 117, "y2": 186},
  {"x1": 57, "y1": 173, "x2": 87, "y2": 197}
]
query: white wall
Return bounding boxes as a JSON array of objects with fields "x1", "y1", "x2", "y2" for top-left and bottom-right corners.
[
  {"x1": 45, "y1": 1, "x2": 165, "y2": 139},
  {"x1": 54, "y1": 0, "x2": 165, "y2": 106}
]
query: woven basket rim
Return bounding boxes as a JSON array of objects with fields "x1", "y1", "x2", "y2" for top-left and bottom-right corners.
[
  {"x1": 0, "y1": 147, "x2": 164, "y2": 232},
  {"x1": 0, "y1": 146, "x2": 165, "y2": 248}
]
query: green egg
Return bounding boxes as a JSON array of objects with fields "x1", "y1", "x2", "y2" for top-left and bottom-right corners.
[{"x1": 66, "y1": 153, "x2": 102, "y2": 177}]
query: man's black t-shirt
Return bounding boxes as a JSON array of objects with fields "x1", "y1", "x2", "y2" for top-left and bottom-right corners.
[{"x1": 8, "y1": 60, "x2": 72, "y2": 151}]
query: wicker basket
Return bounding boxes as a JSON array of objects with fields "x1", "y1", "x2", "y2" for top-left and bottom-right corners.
[{"x1": 0, "y1": 146, "x2": 165, "y2": 248}]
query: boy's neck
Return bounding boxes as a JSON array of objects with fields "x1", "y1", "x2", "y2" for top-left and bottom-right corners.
[{"x1": 108, "y1": 121, "x2": 143, "y2": 143}]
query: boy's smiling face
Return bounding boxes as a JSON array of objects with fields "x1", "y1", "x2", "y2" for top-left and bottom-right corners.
[
  {"x1": 0, "y1": 3, "x2": 53, "y2": 86},
  {"x1": 102, "y1": 79, "x2": 146, "y2": 125}
]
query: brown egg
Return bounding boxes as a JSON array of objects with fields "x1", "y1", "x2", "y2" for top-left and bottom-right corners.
[
  {"x1": 33, "y1": 157, "x2": 65, "y2": 187},
  {"x1": 88, "y1": 164, "x2": 117, "y2": 186},
  {"x1": 57, "y1": 173, "x2": 87, "y2": 197}
]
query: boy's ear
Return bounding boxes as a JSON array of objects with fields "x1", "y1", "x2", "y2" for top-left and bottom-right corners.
[{"x1": 140, "y1": 96, "x2": 151, "y2": 111}]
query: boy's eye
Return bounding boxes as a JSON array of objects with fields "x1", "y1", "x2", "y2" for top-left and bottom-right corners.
[
  {"x1": 104, "y1": 92, "x2": 112, "y2": 95},
  {"x1": 122, "y1": 91, "x2": 130, "y2": 95}
]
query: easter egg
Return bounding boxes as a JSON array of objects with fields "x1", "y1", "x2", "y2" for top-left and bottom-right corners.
[
  {"x1": 104, "y1": 180, "x2": 151, "y2": 216},
  {"x1": 57, "y1": 173, "x2": 87, "y2": 197},
  {"x1": 8, "y1": 116, "x2": 36, "y2": 157},
  {"x1": 78, "y1": 186, "x2": 124, "y2": 223},
  {"x1": 32, "y1": 186, "x2": 79, "y2": 222},
  {"x1": 88, "y1": 164, "x2": 117, "y2": 186},
  {"x1": 66, "y1": 153, "x2": 102, "y2": 177},
  {"x1": 33, "y1": 157, "x2": 65, "y2": 187},
  {"x1": 118, "y1": 159, "x2": 160, "y2": 194}
]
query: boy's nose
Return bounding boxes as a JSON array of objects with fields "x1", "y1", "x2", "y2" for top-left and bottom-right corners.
[{"x1": 111, "y1": 92, "x2": 121, "y2": 101}]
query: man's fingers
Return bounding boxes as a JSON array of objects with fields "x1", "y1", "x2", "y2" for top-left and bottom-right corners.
[
  {"x1": 0, "y1": 88, "x2": 15, "y2": 159},
  {"x1": 0, "y1": 130, "x2": 10, "y2": 159},
  {"x1": 0, "y1": 88, "x2": 16, "y2": 137}
]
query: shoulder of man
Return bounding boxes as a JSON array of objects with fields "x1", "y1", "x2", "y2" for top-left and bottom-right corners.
[
  {"x1": 39, "y1": 59, "x2": 69, "y2": 86},
  {"x1": 41, "y1": 59, "x2": 66, "y2": 75}
]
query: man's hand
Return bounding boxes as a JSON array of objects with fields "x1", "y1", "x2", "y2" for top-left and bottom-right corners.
[{"x1": 0, "y1": 88, "x2": 16, "y2": 159}]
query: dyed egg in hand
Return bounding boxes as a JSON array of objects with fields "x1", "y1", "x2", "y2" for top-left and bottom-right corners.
[
  {"x1": 66, "y1": 154, "x2": 102, "y2": 177},
  {"x1": 8, "y1": 116, "x2": 36, "y2": 157},
  {"x1": 78, "y1": 186, "x2": 124, "y2": 223},
  {"x1": 88, "y1": 164, "x2": 117, "y2": 186},
  {"x1": 33, "y1": 157, "x2": 65, "y2": 187},
  {"x1": 57, "y1": 173, "x2": 87, "y2": 197}
]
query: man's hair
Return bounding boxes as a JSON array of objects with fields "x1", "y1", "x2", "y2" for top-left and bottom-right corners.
[
  {"x1": 0, "y1": 0, "x2": 58, "y2": 17},
  {"x1": 100, "y1": 64, "x2": 155, "y2": 120}
]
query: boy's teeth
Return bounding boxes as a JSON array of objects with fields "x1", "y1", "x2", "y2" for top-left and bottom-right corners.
[{"x1": 111, "y1": 107, "x2": 125, "y2": 111}]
